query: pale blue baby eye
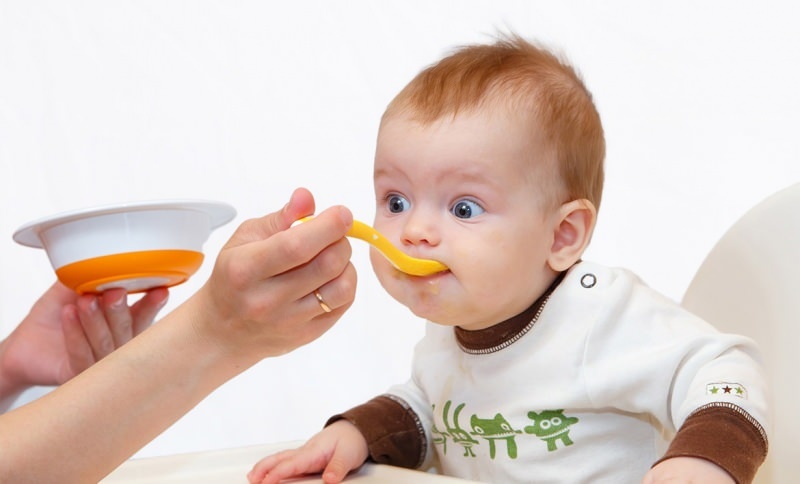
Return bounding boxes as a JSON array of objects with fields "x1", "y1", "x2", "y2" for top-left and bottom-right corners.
[
  {"x1": 451, "y1": 199, "x2": 484, "y2": 219},
  {"x1": 387, "y1": 195, "x2": 410, "y2": 214}
]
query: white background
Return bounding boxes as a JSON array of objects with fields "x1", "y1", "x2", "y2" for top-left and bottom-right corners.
[{"x1": 1, "y1": 1, "x2": 798, "y2": 459}]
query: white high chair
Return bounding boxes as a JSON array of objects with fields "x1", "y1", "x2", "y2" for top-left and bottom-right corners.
[{"x1": 682, "y1": 182, "x2": 800, "y2": 483}]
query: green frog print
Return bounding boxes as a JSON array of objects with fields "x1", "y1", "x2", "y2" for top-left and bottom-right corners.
[
  {"x1": 470, "y1": 413, "x2": 522, "y2": 459},
  {"x1": 523, "y1": 409, "x2": 579, "y2": 451}
]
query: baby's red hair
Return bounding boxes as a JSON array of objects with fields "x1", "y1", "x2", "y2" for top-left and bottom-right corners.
[{"x1": 382, "y1": 34, "x2": 605, "y2": 211}]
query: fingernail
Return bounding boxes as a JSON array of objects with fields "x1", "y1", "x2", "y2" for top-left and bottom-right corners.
[
  {"x1": 337, "y1": 206, "x2": 353, "y2": 226},
  {"x1": 89, "y1": 297, "x2": 100, "y2": 312},
  {"x1": 284, "y1": 189, "x2": 299, "y2": 212},
  {"x1": 111, "y1": 294, "x2": 125, "y2": 309},
  {"x1": 64, "y1": 306, "x2": 79, "y2": 323}
]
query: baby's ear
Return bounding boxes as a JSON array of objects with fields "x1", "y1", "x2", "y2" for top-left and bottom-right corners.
[{"x1": 547, "y1": 199, "x2": 597, "y2": 272}]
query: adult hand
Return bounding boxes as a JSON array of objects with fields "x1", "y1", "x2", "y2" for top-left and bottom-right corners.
[
  {"x1": 195, "y1": 187, "x2": 357, "y2": 361},
  {"x1": 0, "y1": 283, "x2": 168, "y2": 399}
]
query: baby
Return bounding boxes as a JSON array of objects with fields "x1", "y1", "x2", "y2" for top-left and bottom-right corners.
[{"x1": 249, "y1": 34, "x2": 768, "y2": 483}]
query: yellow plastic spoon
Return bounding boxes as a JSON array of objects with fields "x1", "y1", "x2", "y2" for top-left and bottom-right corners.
[{"x1": 298, "y1": 217, "x2": 448, "y2": 276}]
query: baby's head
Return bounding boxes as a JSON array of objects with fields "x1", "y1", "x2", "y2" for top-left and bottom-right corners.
[
  {"x1": 382, "y1": 34, "x2": 605, "y2": 212},
  {"x1": 371, "y1": 34, "x2": 605, "y2": 329}
]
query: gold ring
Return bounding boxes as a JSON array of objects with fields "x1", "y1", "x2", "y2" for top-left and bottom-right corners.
[{"x1": 314, "y1": 289, "x2": 332, "y2": 313}]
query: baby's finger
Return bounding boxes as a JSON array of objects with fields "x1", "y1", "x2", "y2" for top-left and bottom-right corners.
[
  {"x1": 322, "y1": 446, "x2": 362, "y2": 484},
  {"x1": 248, "y1": 449, "x2": 309, "y2": 484}
]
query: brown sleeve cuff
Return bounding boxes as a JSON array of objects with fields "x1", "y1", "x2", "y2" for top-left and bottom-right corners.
[
  {"x1": 326, "y1": 395, "x2": 426, "y2": 469},
  {"x1": 654, "y1": 403, "x2": 768, "y2": 483}
]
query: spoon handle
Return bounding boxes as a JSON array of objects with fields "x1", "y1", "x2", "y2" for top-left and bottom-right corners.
[{"x1": 297, "y1": 217, "x2": 447, "y2": 276}]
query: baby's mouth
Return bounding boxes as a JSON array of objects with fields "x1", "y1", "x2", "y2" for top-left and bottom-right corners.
[{"x1": 406, "y1": 267, "x2": 451, "y2": 280}]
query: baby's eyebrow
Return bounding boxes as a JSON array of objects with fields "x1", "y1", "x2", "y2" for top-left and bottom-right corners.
[
  {"x1": 441, "y1": 164, "x2": 505, "y2": 190},
  {"x1": 374, "y1": 160, "x2": 504, "y2": 194},
  {"x1": 373, "y1": 166, "x2": 407, "y2": 182},
  {"x1": 446, "y1": 167, "x2": 491, "y2": 182}
]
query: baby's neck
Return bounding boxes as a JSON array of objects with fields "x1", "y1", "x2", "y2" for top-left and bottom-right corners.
[{"x1": 454, "y1": 271, "x2": 565, "y2": 354}]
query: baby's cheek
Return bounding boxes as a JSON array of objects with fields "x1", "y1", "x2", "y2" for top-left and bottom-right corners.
[{"x1": 370, "y1": 258, "x2": 405, "y2": 298}]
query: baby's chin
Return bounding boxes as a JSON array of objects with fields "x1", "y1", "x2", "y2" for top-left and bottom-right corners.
[
  {"x1": 377, "y1": 272, "x2": 467, "y2": 322},
  {"x1": 403, "y1": 299, "x2": 467, "y2": 326},
  {"x1": 404, "y1": 297, "x2": 498, "y2": 329}
]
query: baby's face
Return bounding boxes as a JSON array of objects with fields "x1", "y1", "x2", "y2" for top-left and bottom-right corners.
[{"x1": 371, "y1": 110, "x2": 563, "y2": 330}]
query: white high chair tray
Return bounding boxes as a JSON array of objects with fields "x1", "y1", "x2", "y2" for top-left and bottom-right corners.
[{"x1": 102, "y1": 441, "x2": 481, "y2": 483}]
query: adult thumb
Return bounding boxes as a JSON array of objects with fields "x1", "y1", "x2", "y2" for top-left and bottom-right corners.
[{"x1": 223, "y1": 187, "x2": 316, "y2": 248}]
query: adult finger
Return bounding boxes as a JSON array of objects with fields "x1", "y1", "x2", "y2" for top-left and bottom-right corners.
[
  {"x1": 99, "y1": 288, "x2": 134, "y2": 347},
  {"x1": 129, "y1": 287, "x2": 169, "y2": 335},
  {"x1": 209, "y1": 207, "x2": 354, "y2": 316},
  {"x1": 228, "y1": 204, "x2": 353, "y2": 286},
  {"x1": 61, "y1": 304, "x2": 96, "y2": 380},
  {"x1": 75, "y1": 295, "x2": 116, "y2": 360},
  {"x1": 301, "y1": 259, "x2": 357, "y2": 319},
  {"x1": 225, "y1": 187, "x2": 316, "y2": 248},
  {"x1": 218, "y1": 257, "x2": 356, "y2": 359},
  {"x1": 290, "y1": 261, "x2": 357, "y2": 349}
]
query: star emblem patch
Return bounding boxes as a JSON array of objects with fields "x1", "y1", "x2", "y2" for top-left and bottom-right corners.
[{"x1": 706, "y1": 382, "x2": 747, "y2": 399}]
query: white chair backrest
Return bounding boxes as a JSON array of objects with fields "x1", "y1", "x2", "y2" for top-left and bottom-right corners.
[{"x1": 682, "y1": 182, "x2": 800, "y2": 484}]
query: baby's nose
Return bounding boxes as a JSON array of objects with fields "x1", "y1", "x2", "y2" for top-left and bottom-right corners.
[{"x1": 401, "y1": 214, "x2": 441, "y2": 246}]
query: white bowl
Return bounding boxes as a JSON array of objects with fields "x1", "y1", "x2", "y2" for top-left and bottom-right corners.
[{"x1": 13, "y1": 200, "x2": 236, "y2": 294}]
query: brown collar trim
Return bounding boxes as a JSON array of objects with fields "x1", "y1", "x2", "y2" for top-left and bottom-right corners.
[{"x1": 455, "y1": 271, "x2": 565, "y2": 354}]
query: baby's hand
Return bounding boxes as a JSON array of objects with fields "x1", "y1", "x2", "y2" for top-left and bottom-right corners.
[
  {"x1": 248, "y1": 420, "x2": 369, "y2": 484},
  {"x1": 643, "y1": 456, "x2": 734, "y2": 483}
]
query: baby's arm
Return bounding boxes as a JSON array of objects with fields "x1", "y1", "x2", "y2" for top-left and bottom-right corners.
[
  {"x1": 646, "y1": 402, "x2": 767, "y2": 483},
  {"x1": 643, "y1": 457, "x2": 733, "y2": 483},
  {"x1": 248, "y1": 420, "x2": 368, "y2": 484},
  {"x1": 249, "y1": 394, "x2": 426, "y2": 483}
]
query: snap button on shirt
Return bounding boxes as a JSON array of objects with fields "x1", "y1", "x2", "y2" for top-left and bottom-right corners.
[{"x1": 580, "y1": 273, "x2": 597, "y2": 288}]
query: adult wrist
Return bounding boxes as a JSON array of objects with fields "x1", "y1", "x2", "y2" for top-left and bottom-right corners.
[{"x1": 0, "y1": 340, "x2": 27, "y2": 405}]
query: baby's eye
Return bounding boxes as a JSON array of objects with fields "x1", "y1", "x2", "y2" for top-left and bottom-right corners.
[
  {"x1": 387, "y1": 195, "x2": 410, "y2": 214},
  {"x1": 450, "y1": 199, "x2": 485, "y2": 219}
]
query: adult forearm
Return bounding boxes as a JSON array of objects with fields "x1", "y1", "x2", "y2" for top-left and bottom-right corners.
[{"x1": 0, "y1": 295, "x2": 256, "y2": 483}]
